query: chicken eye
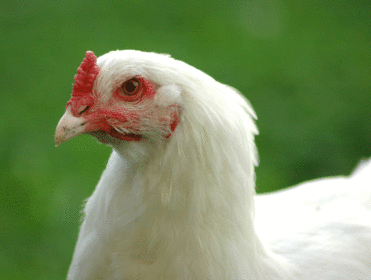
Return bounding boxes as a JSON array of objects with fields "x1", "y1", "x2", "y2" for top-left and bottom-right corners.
[{"x1": 121, "y1": 78, "x2": 140, "y2": 96}]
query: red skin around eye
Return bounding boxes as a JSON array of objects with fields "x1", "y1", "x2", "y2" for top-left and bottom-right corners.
[
  {"x1": 89, "y1": 77, "x2": 156, "y2": 141},
  {"x1": 115, "y1": 77, "x2": 156, "y2": 102}
]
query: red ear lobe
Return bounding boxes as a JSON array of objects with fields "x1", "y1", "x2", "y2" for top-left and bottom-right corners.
[{"x1": 165, "y1": 106, "x2": 179, "y2": 138}]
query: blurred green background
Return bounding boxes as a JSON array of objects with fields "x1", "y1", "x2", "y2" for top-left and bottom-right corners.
[{"x1": 1, "y1": 0, "x2": 370, "y2": 278}]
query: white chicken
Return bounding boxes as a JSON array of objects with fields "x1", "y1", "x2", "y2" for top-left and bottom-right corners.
[{"x1": 55, "y1": 50, "x2": 371, "y2": 280}]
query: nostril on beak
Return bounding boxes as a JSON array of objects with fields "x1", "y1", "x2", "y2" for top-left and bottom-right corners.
[{"x1": 77, "y1": 105, "x2": 90, "y2": 115}]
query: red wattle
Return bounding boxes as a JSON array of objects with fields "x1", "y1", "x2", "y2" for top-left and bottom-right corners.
[{"x1": 107, "y1": 127, "x2": 142, "y2": 141}]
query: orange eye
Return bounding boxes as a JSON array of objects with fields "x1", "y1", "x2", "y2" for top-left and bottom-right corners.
[{"x1": 121, "y1": 78, "x2": 140, "y2": 96}]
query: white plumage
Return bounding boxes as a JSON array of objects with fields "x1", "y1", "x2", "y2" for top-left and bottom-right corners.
[{"x1": 55, "y1": 50, "x2": 371, "y2": 279}]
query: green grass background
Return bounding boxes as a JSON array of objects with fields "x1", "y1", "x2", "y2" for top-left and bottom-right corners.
[{"x1": 1, "y1": 0, "x2": 370, "y2": 278}]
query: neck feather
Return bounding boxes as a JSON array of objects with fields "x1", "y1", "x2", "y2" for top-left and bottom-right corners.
[{"x1": 90, "y1": 79, "x2": 295, "y2": 278}]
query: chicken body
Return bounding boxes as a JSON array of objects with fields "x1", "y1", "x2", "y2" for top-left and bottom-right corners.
[{"x1": 56, "y1": 50, "x2": 371, "y2": 280}]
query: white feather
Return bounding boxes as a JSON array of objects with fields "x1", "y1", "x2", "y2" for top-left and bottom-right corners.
[
  {"x1": 154, "y1": 84, "x2": 182, "y2": 107},
  {"x1": 66, "y1": 50, "x2": 371, "y2": 280}
]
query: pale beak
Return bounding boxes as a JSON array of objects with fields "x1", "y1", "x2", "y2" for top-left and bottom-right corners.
[{"x1": 55, "y1": 107, "x2": 88, "y2": 146}]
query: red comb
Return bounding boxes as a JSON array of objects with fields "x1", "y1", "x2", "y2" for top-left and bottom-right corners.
[
  {"x1": 72, "y1": 51, "x2": 100, "y2": 97},
  {"x1": 66, "y1": 51, "x2": 100, "y2": 111}
]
